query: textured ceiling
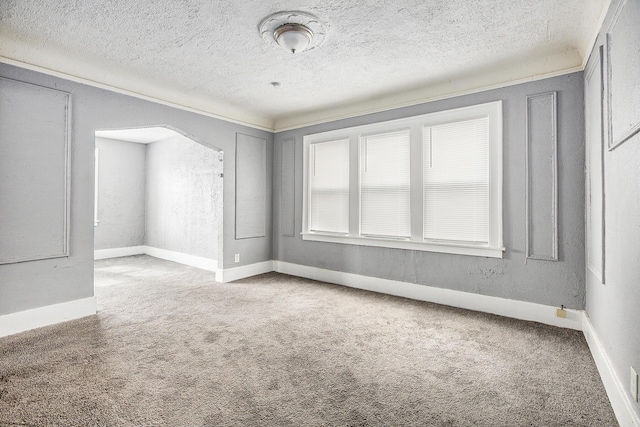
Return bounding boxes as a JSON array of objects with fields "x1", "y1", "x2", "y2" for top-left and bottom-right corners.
[{"x1": 0, "y1": 0, "x2": 607, "y2": 130}]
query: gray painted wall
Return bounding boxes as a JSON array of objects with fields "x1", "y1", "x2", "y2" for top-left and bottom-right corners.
[
  {"x1": 0, "y1": 63, "x2": 272, "y2": 316},
  {"x1": 584, "y1": 0, "x2": 640, "y2": 419},
  {"x1": 146, "y1": 135, "x2": 221, "y2": 260},
  {"x1": 94, "y1": 137, "x2": 146, "y2": 250},
  {"x1": 273, "y1": 72, "x2": 585, "y2": 309}
]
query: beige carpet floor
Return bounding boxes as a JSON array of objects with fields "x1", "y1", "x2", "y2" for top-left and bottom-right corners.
[{"x1": 0, "y1": 255, "x2": 617, "y2": 426}]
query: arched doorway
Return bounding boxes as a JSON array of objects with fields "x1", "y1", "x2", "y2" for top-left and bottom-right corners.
[{"x1": 93, "y1": 126, "x2": 223, "y2": 291}]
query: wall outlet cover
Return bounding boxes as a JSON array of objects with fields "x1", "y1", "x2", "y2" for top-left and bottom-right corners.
[{"x1": 234, "y1": 254, "x2": 240, "y2": 263}]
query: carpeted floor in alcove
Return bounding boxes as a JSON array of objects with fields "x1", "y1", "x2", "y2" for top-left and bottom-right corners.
[{"x1": 0, "y1": 255, "x2": 617, "y2": 426}]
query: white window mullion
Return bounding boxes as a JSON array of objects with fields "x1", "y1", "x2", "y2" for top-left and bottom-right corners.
[
  {"x1": 349, "y1": 134, "x2": 360, "y2": 237},
  {"x1": 410, "y1": 123, "x2": 424, "y2": 241}
]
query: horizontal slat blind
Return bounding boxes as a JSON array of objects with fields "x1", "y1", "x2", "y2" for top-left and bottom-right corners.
[
  {"x1": 423, "y1": 117, "x2": 490, "y2": 243},
  {"x1": 309, "y1": 139, "x2": 350, "y2": 233},
  {"x1": 360, "y1": 130, "x2": 411, "y2": 238}
]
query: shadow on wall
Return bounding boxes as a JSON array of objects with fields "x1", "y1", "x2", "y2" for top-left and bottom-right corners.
[{"x1": 94, "y1": 125, "x2": 223, "y2": 269}]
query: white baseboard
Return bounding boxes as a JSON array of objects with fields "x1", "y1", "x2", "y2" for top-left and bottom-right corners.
[
  {"x1": 143, "y1": 246, "x2": 218, "y2": 272},
  {"x1": 0, "y1": 297, "x2": 97, "y2": 338},
  {"x1": 583, "y1": 314, "x2": 640, "y2": 427},
  {"x1": 218, "y1": 260, "x2": 274, "y2": 283},
  {"x1": 273, "y1": 261, "x2": 582, "y2": 331},
  {"x1": 94, "y1": 246, "x2": 217, "y2": 272},
  {"x1": 94, "y1": 246, "x2": 145, "y2": 260}
]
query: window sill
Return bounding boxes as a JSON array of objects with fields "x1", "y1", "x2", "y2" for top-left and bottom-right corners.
[{"x1": 302, "y1": 232, "x2": 504, "y2": 258}]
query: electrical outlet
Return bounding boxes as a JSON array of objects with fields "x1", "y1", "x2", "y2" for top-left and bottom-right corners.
[
  {"x1": 631, "y1": 367, "x2": 638, "y2": 402},
  {"x1": 234, "y1": 253, "x2": 240, "y2": 263}
]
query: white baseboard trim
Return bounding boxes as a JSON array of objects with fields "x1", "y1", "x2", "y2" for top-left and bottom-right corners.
[
  {"x1": 143, "y1": 246, "x2": 218, "y2": 272},
  {"x1": 218, "y1": 261, "x2": 274, "y2": 283},
  {"x1": 273, "y1": 261, "x2": 583, "y2": 331},
  {"x1": 583, "y1": 314, "x2": 640, "y2": 427},
  {"x1": 94, "y1": 246, "x2": 145, "y2": 260},
  {"x1": 94, "y1": 246, "x2": 218, "y2": 272},
  {"x1": 0, "y1": 297, "x2": 97, "y2": 338}
]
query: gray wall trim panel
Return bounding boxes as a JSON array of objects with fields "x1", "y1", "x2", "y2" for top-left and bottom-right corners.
[
  {"x1": 280, "y1": 137, "x2": 295, "y2": 237},
  {"x1": 525, "y1": 91, "x2": 558, "y2": 261},
  {"x1": 0, "y1": 77, "x2": 71, "y2": 264},
  {"x1": 605, "y1": 0, "x2": 640, "y2": 150},
  {"x1": 235, "y1": 133, "x2": 267, "y2": 239},
  {"x1": 585, "y1": 46, "x2": 606, "y2": 284}
]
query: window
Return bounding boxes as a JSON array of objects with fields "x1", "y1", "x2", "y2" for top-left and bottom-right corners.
[
  {"x1": 302, "y1": 101, "x2": 503, "y2": 258},
  {"x1": 308, "y1": 139, "x2": 350, "y2": 234},
  {"x1": 360, "y1": 130, "x2": 411, "y2": 238},
  {"x1": 423, "y1": 117, "x2": 489, "y2": 243}
]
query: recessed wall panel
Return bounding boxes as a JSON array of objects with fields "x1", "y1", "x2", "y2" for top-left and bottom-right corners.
[
  {"x1": 606, "y1": 0, "x2": 640, "y2": 149},
  {"x1": 0, "y1": 78, "x2": 70, "y2": 264},
  {"x1": 526, "y1": 91, "x2": 558, "y2": 261},
  {"x1": 280, "y1": 138, "x2": 295, "y2": 237},
  {"x1": 235, "y1": 133, "x2": 266, "y2": 239},
  {"x1": 585, "y1": 49, "x2": 605, "y2": 281}
]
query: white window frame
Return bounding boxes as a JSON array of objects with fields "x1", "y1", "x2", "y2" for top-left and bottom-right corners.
[{"x1": 302, "y1": 101, "x2": 504, "y2": 258}]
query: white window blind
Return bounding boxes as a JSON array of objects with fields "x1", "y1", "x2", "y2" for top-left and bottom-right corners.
[
  {"x1": 309, "y1": 139, "x2": 350, "y2": 233},
  {"x1": 360, "y1": 130, "x2": 411, "y2": 238},
  {"x1": 423, "y1": 117, "x2": 490, "y2": 243}
]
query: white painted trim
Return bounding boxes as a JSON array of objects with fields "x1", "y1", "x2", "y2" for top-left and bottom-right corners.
[
  {"x1": 218, "y1": 261, "x2": 274, "y2": 283},
  {"x1": 274, "y1": 67, "x2": 584, "y2": 132},
  {"x1": 94, "y1": 246, "x2": 145, "y2": 260},
  {"x1": 273, "y1": 261, "x2": 582, "y2": 330},
  {"x1": 94, "y1": 246, "x2": 217, "y2": 272},
  {"x1": 141, "y1": 246, "x2": 218, "y2": 272},
  {"x1": 583, "y1": 313, "x2": 640, "y2": 427},
  {"x1": 0, "y1": 56, "x2": 274, "y2": 132},
  {"x1": 0, "y1": 297, "x2": 97, "y2": 338},
  {"x1": 0, "y1": 55, "x2": 583, "y2": 134}
]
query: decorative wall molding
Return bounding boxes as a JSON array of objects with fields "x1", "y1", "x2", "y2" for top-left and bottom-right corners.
[
  {"x1": 0, "y1": 297, "x2": 96, "y2": 338},
  {"x1": 235, "y1": 133, "x2": 267, "y2": 239},
  {"x1": 605, "y1": 0, "x2": 640, "y2": 150},
  {"x1": 280, "y1": 137, "x2": 296, "y2": 237},
  {"x1": 0, "y1": 77, "x2": 71, "y2": 265},
  {"x1": 584, "y1": 45, "x2": 606, "y2": 284},
  {"x1": 273, "y1": 261, "x2": 582, "y2": 330},
  {"x1": 525, "y1": 91, "x2": 559, "y2": 261},
  {"x1": 583, "y1": 314, "x2": 640, "y2": 427}
]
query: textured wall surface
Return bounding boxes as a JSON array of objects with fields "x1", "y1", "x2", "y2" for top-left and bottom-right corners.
[
  {"x1": 584, "y1": 0, "x2": 640, "y2": 420},
  {"x1": 146, "y1": 135, "x2": 221, "y2": 260},
  {"x1": 94, "y1": 138, "x2": 146, "y2": 250},
  {"x1": 0, "y1": 63, "x2": 272, "y2": 316},
  {"x1": 273, "y1": 72, "x2": 585, "y2": 309}
]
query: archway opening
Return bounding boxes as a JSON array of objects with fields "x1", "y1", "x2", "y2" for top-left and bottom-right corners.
[{"x1": 93, "y1": 126, "x2": 223, "y2": 293}]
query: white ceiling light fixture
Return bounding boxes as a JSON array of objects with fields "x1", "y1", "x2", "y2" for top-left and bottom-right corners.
[{"x1": 260, "y1": 11, "x2": 327, "y2": 54}]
